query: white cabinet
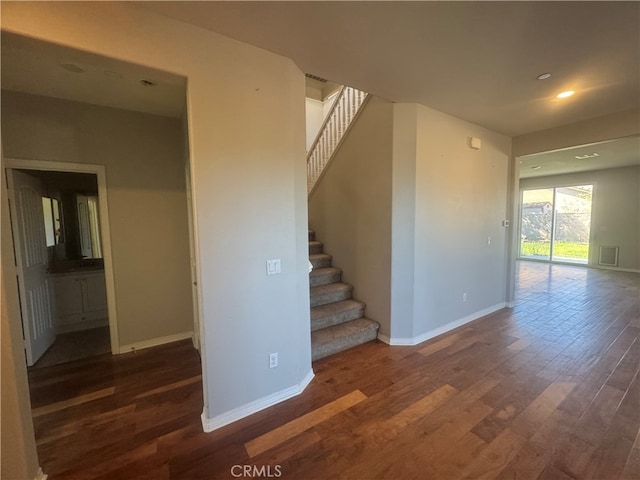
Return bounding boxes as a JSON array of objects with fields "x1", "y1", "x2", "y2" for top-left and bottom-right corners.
[{"x1": 52, "y1": 270, "x2": 108, "y2": 332}]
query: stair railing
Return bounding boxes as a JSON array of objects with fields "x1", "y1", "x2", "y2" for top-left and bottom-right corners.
[{"x1": 307, "y1": 86, "x2": 369, "y2": 195}]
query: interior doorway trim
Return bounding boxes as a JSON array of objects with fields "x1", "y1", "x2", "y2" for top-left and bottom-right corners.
[{"x1": 5, "y1": 157, "x2": 120, "y2": 354}]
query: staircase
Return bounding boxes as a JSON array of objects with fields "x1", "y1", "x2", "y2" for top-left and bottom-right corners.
[
  {"x1": 308, "y1": 230, "x2": 379, "y2": 361},
  {"x1": 307, "y1": 86, "x2": 369, "y2": 195}
]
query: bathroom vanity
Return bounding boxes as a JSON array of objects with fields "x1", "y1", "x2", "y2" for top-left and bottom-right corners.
[{"x1": 52, "y1": 268, "x2": 108, "y2": 333}]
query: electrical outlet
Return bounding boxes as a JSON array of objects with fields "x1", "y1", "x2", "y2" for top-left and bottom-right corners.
[
  {"x1": 269, "y1": 352, "x2": 279, "y2": 369},
  {"x1": 462, "y1": 293, "x2": 468, "y2": 302}
]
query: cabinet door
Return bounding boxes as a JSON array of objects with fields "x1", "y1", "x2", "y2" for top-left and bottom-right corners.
[
  {"x1": 53, "y1": 275, "x2": 85, "y2": 326},
  {"x1": 53, "y1": 275, "x2": 85, "y2": 325},
  {"x1": 84, "y1": 272, "x2": 107, "y2": 313}
]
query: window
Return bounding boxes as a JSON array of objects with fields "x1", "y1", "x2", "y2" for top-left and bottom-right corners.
[{"x1": 520, "y1": 185, "x2": 593, "y2": 264}]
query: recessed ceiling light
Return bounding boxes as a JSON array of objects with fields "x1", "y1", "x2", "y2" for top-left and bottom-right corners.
[
  {"x1": 557, "y1": 90, "x2": 575, "y2": 99},
  {"x1": 139, "y1": 79, "x2": 156, "y2": 87},
  {"x1": 61, "y1": 63, "x2": 85, "y2": 73},
  {"x1": 531, "y1": 165, "x2": 542, "y2": 170},
  {"x1": 537, "y1": 72, "x2": 552, "y2": 80}
]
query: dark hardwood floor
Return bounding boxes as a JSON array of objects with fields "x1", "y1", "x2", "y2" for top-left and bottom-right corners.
[{"x1": 28, "y1": 262, "x2": 639, "y2": 479}]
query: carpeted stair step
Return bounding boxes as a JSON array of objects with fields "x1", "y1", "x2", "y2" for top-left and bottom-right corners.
[
  {"x1": 308, "y1": 230, "x2": 316, "y2": 242},
  {"x1": 309, "y1": 267, "x2": 342, "y2": 287},
  {"x1": 311, "y1": 299, "x2": 366, "y2": 331},
  {"x1": 309, "y1": 253, "x2": 332, "y2": 269},
  {"x1": 311, "y1": 318, "x2": 379, "y2": 361},
  {"x1": 310, "y1": 282, "x2": 352, "y2": 307},
  {"x1": 309, "y1": 241, "x2": 323, "y2": 255}
]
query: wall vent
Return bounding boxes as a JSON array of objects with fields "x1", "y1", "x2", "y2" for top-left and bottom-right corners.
[
  {"x1": 599, "y1": 246, "x2": 619, "y2": 267},
  {"x1": 305, "y1": 73, "x2": 327, "y2": 83}
]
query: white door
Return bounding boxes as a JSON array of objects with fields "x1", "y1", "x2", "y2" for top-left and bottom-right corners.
[{"x1": 7, "y1": 169, "x2": 56, "y2": 365}]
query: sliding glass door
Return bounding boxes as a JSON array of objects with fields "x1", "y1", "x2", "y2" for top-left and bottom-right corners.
[
  {"x1": 520, "y1": 189, "x2": 554, "y2": 261},
  {"x1": 520, "y1": 185, "x2": 593, "y2": 265}
]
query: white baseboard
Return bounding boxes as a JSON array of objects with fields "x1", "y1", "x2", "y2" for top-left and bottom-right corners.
[
  {"x1": 34, "y1": 467, "x2": 48, "y2": 480},
  {"x1": 201, "y1": 369, "x2": 315, "y2": 433},
  {"x1": 591, "y1": 265, "x2": 640, "y2": 274},
  {"x1": 378, "y1": 302, "x2": 506, "y2": 346},
  {"x1": 506, "y1": 301, "x2": 516, "y2": 308},
  {"x1": 119, "y1": 331, "x2": 193, "y2": 354}
]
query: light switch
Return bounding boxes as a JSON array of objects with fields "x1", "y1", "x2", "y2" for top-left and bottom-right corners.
[{"x1": 266, "y1": 259, "x2": 281, "y2": 275}]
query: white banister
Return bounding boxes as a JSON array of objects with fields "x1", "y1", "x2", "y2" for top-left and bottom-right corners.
[{"x1": 307, "y1": 86, "x2": 369, "y2": 195}]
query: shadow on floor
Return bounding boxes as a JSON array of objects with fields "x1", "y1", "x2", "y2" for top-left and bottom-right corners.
[{"x1": 31, "y1": 326, "x2": 111, "y2": 369}]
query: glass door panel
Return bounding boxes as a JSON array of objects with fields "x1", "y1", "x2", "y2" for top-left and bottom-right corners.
[
  {"x1": 520, "y1": 188, "x2": 554, "y2": 261},
  {"x1": 552, "y1": 185, "x2": 592, "y2": 264}
]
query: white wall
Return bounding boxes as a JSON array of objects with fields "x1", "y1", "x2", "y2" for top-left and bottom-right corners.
[
  {"x1": 311, "y1": 100, "x2": 511, "y2": 345},
  {"x1": 323, "y1": 91, "x2": 339, "y2": 118},
  {"x1": 388, "y1": 104, "x2": 511, "y2": 343},
  {"x1": 520, "y1": 166, "x2": 640, "y2": 271},
  {"x1": 305, "y1": 98, "x2": 324, "y2": 151},
  {"x1": 1, "y1": 0, "x2": 311, "y2": 439},
  {"x1": 308, "y1": 97, "x2": 394, "y2": 335},
  {"x1": 410, "y1": 105, "x2": 511, "y2": 338},
  {"x1": 390, "y1": 104, "x2": 418, "y2": 340},
  {"x1": 305, "y1": 91, "x2": 340, "y2": 151},
  {"x1": 1, "y1": 91, "x2": 194, "y2": 347},
  {"x1": 513, "y1": 109, "x2": 640, "y2": 158}
]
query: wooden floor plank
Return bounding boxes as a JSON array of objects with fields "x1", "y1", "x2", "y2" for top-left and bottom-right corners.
[
  {"x1": 133, "y1": 375, "x2": 202, "y2": 400},
  {"x1": 244, "y1": 389, "x2": 367, "y2": 458},
  {"x1": 459, "y1": 428, "x2": 527, "y2": 480},
  {"x1": 621, "y1": 428, "x2": 640, "y2": 480},
  {"x1": 31, "y1": 386, "x2": 115, "y2": 417},
  {"x1": 27, "y1": 262, "x2": 639, "y2": 479}
]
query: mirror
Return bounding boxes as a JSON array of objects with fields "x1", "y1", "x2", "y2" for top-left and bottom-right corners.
[
  {"x1": 42, "y1": 196, "x2": 63, "y2": 247},
  {"x1": 77, "y1": 194, "x2": 102, "y2": 259}
]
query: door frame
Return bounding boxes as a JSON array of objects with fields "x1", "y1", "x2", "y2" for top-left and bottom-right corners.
[{"x1": 5, "y1": 158, "x2": 120, "y2": 354}]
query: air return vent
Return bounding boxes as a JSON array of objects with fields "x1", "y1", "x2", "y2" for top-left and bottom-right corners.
[
  {"x1": 305, "y1": 73, "x2": 327, "y2": 83},
  {"x1": 599, "y1": 246, "x2": 619, "y2": 267}
]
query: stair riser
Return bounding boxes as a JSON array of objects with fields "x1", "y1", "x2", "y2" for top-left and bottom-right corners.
[
  {"x1": 310, "y1": 256, "x2": 332, "y2": 269},
  {"x1": 309, "y1": 270, "x2": 341, "y2": 287},
  {"x1": 310, "y1": 287, "x2": 352, "y2": 307},
  {"x1": 309, "y1": 243, "x2": 323, "y2": 255},
  {"x1": 312, "y1": 327, "x2": 378, "y2": 361},
  {"x1": 308, "y1": 230, "x2": 316, "y2": 242},
  {"x1": 311, "y1": 304, "x2": 365, "y2": 331}
]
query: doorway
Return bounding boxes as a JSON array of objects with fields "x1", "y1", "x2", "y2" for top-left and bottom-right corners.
[
  {"x1": 519, "y1": 184, "x2": 593, "y2": 265},
  {"x1": 5, "y1": 158, "x2": 119, "y2": 367}
]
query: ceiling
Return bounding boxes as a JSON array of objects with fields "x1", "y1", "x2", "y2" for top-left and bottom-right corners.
[
  {"x1": 1, "y1": 2, "x2": 638, "y2": 157},
  {"x1": 136, "y1": 1, "x2": 640, "y2": 136},
  {"x1": 519, "y1": 135, "x2": 640, "y2": 179},
  {"x1": 1, "y1": 32, "x2": 186, "y2": 118}
]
